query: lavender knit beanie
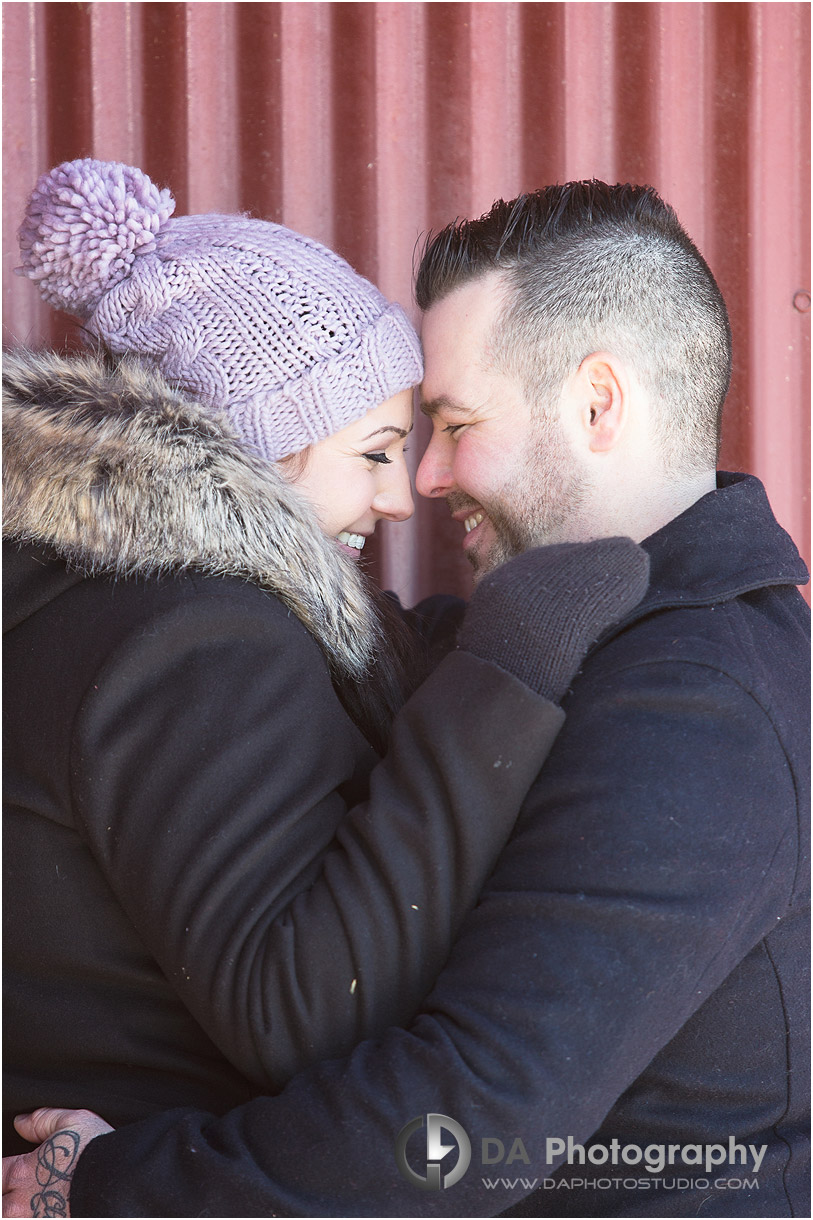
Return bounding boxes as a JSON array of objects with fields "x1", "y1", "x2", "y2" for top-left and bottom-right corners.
[{"x1": 18, "y1": 159, "x2": 423, "y2": 460}]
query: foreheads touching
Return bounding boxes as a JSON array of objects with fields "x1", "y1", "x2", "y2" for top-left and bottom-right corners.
[{"x1": 416, "y1": 182, "x2": 732, "y2": 477}]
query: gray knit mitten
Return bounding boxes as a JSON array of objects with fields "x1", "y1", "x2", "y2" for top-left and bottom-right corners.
[{"x1": 457, "y1": 537, "x2": 650, "y2": 703}]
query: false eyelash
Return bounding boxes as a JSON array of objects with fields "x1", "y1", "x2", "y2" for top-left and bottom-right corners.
[{"x1": 366, "y1": 452, "x2": 392, "y2": 464}]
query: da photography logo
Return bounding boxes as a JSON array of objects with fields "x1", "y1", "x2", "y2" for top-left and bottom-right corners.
[{"x1": 395, "y1": 1113, "x2": 472, "y2": 1191}]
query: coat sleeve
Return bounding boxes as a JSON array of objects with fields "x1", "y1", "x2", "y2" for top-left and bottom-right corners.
[
  {"x1": 69, "y1": 644, "x2": 801, "y2": 1218},
  {"x1": 70, "y1": 578, "x2": 564, "y2": 1090}
]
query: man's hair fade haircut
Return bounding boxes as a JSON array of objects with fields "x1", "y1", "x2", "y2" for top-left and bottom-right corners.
[{"x1": 416, "y1": 182, "x2": 732, "y2": 475}]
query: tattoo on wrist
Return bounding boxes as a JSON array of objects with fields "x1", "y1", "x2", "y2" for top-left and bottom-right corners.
[{"x1": 31, "y1": 1129, "x2": 80, "y2": 1217}]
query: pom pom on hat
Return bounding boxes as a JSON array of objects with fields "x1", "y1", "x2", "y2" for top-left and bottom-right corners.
[{"x1": 18, "y1": 158, "x2": 175, "y2": 317}]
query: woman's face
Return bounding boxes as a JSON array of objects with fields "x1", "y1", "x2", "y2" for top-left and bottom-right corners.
[{"x1": 285, "y1": 389, "x2": 415, "y2": 559}]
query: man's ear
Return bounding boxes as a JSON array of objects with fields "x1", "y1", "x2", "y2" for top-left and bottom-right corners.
[{"x1": 573, "y1": 352, "x2": 629, "y2": 453}]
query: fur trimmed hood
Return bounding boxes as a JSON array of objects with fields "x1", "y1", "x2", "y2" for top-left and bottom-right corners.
[{"x1": 3, "y1": 349, "x2": 383, "y2": 681}]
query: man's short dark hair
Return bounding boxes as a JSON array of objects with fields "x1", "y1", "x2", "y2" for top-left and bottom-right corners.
[{"x1": 416, "y1": 182, "x2": 732, "y2": 474}]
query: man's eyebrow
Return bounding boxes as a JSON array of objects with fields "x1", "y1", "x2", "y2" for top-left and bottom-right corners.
[
  {"x1": 360, "y1": 424, "x2": 412, "y2": 440},
  {"x1": 419, "y1": 395, "x2": 472, "y2": 419}
]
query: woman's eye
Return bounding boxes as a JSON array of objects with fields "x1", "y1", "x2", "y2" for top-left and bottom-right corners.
[{"x1": 366, "y1": 451, "x2": 393, "y2": 465}]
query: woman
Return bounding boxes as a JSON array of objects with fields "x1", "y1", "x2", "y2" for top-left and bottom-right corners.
[{"x1": 3, "y1": 160, "x2": 648, "y2": 1155}]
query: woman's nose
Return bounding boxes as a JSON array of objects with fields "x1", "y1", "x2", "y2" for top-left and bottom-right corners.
[{"x1": 373, "y1": 462, "x2": 414, "y2": 521}]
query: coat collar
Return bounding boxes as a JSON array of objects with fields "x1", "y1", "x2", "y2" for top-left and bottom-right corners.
[
  {"x1": 2, "y1": 349, "x2": 382, "y2": 681},
  {"x1": 588, "y1": 472, "x2": 808, "y2": 652},
  {"x1": 641, "y1": 471, "x2": 808, "y2": 612}
]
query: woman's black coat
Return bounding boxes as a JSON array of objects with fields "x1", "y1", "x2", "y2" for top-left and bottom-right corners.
[{"x1": 3, "y1": 351, "x2": 563, "y2": 1142}]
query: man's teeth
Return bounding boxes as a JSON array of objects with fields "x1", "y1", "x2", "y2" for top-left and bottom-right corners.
[
  {"x1": 464, "y1": 512, "x2": 484, "y2": 534},
  {"x1": 337, "y1": 532, "x2": 366, "y2": 550}
]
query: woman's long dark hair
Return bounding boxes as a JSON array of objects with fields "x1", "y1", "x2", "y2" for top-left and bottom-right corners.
[
  {"x1": 335, "y1": 579, "x2": 431, "y2": 756},
  {"x1": 274, "y1": 445, "x2": 433, "y2": 755}
]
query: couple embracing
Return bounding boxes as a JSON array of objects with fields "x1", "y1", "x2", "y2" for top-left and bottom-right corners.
[{"x1": 3, "y1": 160, "x2": 808, "y2": 1218}]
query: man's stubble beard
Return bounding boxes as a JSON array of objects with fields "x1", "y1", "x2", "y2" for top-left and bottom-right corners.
[{"x1": 465, "y1": 411, "x2": 590, "y2": 579}]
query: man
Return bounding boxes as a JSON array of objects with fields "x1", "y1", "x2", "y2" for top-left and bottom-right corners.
[{"x1": 4, "y1": 182, "x2": 808, "y2": 1218}]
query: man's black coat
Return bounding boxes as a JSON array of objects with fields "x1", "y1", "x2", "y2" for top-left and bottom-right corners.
[{"x1": 70, "y1": 472, "x2": 810, "y2": 1218}]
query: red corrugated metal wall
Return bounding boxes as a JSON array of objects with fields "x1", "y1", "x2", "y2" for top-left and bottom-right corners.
[{"x1": 3, "y1": 1, "x2": 810, "y2": 603}]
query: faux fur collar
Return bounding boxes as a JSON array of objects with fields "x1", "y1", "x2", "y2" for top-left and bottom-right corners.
[{"x1": 3, "y1": 349, "x2": 381, "y2": 681}]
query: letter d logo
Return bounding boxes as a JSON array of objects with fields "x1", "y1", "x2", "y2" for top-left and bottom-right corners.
[{"x1": 394, "y1": 1113, "x2": 472, "y2": 1190}]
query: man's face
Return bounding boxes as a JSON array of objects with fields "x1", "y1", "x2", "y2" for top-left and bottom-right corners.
[{"x1": 416, "y1": 274, "x2": 588, "y2": 577}]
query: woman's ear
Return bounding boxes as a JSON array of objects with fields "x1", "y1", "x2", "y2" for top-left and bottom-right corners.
[{"x1": 276, "y1": 447, "x2": 312, "y2": 481}]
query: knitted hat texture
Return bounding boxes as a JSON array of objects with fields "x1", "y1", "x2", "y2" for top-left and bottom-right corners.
[{"x1": 18, "y1": 159, "x2": 423, "y2": 460}]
